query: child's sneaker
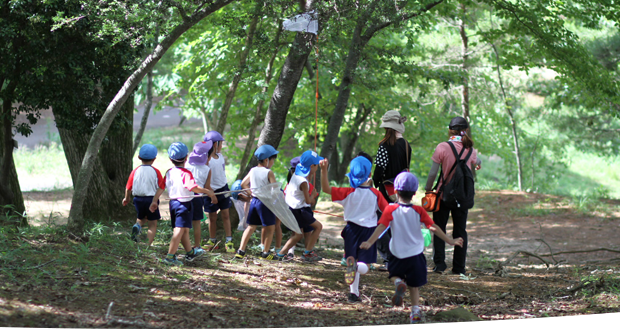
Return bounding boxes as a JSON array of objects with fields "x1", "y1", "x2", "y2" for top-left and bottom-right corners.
[
  {"x1": 234, "y1": 249, "x2": 246, "y2": 259},
  {"x1": 186, "y1": 248, "x2": 205, "y2": 262},
  {"x1": 163, "y1": 256, "x2": 183, "y2": 266},
  {"x1": 131, "y1": 224, "x2": 141, "y2": 242},
  {"x1": 348, "y1": 293, "x2": 360, "y2": 303},
  {"x1": 194, "y1": 247, "x2": 205, "y2": 254},
  {"x1": 205, "y1": 240, "x2": 218, "y2": 251},
  {"x1": 410, "y1": 307, "x2": 422, "y2": 324},
  {"x1": 344, "y1": 256, "x2": 357, "y2": 285},
  {"x1": 225, "y1": 241, "x2": 235, "y2": 253},
  {"x1": 259, "y1": 252, "x2": 277, "y2": 260},
  {"x1": 392, "y1": 280, "x2": 407, "y2": 306},
  {"x1": 301, "y1": 251, "x2": 322, "y2": 262},
  {"x1": 340, "y1": 257, "x2": 347, "y2": 266},
  {"x1": 284, "y1": 253, "x2": 295, "y2": 261}
]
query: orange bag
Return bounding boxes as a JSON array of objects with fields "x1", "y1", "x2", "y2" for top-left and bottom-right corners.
[{"x1": 422, "y1": 192, "x2": 441, "y2": 212}]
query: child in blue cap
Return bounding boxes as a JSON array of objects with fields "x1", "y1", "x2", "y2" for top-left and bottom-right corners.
[
  {"x1": 235, "y1": 144, "x2": 280, "y2": 260},
  {"x1": 185, "y1": 140, "x2": 216, "y2": 254},
  {"x1": 360, "y1": 171, "x2": 463, "y2": 323},
  {"x1": 203, "y1": 131, "x2": 235, "y2": 252},
  {"x1": 279, "y1": 150, "x2": 324, "y2": 262},
  {"x1": 122, "y1": 144, "x2": 165, "y2": 245},
  {"x1": 320, "y1": 155, "x2": 389, "y2": 303},
  {"x1": 150, "y1": 142, "x2": 218, "y2": 266}
]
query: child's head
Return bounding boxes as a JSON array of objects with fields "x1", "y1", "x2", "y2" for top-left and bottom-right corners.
[
  {"x1": 288, "y1": 156, "x2": 301, "y2": 182},
  {"x1": 356, "y1": 151, "x2": 373, "y2": 164},
  {"x1": 138, "y1": 144, "x2": 157, "y2": 164},
  {"x1": 295, "y1": 150, "x2": 323, "y2": 178},
  {"x1": 347, "y1": 156, "x2": 372, "y2": 188},
  {"x1": 168, "y1": 142, "x2": 189, "y2": 167},
  {"x1": 394, "y1": 171, "x2": 419, "y2": 203},
  {"x1": 254, "y1": 145, "x2": 279, "y2": 168},
  {"x1": 187, "y1": 140, "x2": 213, "y2": 166},
  {"x1": 203, "y1": 131, "x2": 225, "y2": 153}
]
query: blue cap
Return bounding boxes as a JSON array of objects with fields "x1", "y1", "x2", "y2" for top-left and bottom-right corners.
[
  {"x1": 187, "y1": 140, "x2": 213, "y2": 165},
  {"x1": 346, "y1": 156, "x2": 372, "y2": 188},
  {"x1": 138, "y1": 144, "x2": 157, "y2": 160},
  {"x1": 254, "y1": 145, "x2": 279, "y2": 161},
  {"x1": 168, "y1": 142, "x2": 189, "y2": 161},
  {"x1": 203, "y1": 131, "x2": 225, "y2": 142},
  {"x1": 295, "y1": 150, "x2": 324, "y2": 177},
  {"x1": 394, "y1": 171, "x2": 419, "y2": 192},
  {"x1": 231, "y1": 179, "x2": 242, "y2": 200}
]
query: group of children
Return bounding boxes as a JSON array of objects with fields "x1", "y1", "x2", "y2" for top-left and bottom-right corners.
[{"x1": 124, "y1": 132, "x2": 463, "y2": 324}]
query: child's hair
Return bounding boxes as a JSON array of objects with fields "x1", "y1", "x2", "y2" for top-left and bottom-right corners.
[
  {"x1": 379, "y1": 128, "x2": 398, "y2": 146},
  {"x1": 170, "y1": 158, "x2": 185, "y2": 167},
  {"x1": 449, "y1": 129, "x2": 474, "y2": 149},
  {"x1": 138, "y1": 156, "x2": 154, "y2": 162},
  {"x1": 207, "y1": 146, "x2": 214, "y2": 158},
  {"x1": 258, "y1": 155, "x2": 277, "y2": 166},
  {"x1": 397, "y1": 190, "x2": 415, "y2": 202},
  {"x1": 287, "y1": 168, "x2": 294, "y2": 183},
  {"x1": 269, "y1": 154, "x2": 278, "y2": 161},
  {"x1": 357, "y1": 151, "x2": 373, "y2": 163}
]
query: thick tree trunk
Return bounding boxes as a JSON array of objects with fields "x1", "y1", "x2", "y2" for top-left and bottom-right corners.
[
  {"x1": 132, "y1": 69, "x2": 154, "y2": 155},
  {"x1": 67, "y1": 0, "x2": 235, "y2": 232},
  {"x1": 333, "y1": 103, "x2": 373, "y2": 184},
  {"x1": 240, "y1": 30, "x2": 315, "y2": 177},
  {"x1": 216, "y1": 13, "x2": 260, "y2": 133},
  {"x1": 236, "y1": 26, "x2": 283, "y2": 181}
]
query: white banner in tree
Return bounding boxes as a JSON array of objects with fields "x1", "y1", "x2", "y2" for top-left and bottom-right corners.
[{"x1": 283, "y1": 11, "x2": 318, "y2": 35}]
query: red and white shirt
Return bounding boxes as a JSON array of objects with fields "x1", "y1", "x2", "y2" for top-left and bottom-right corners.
[
  {"x1": 165, "y1": 167, "x2": 199, "y2": 202},
  {"x1": 126, "y1": 165, "x2": 165, "y2": 197},
  {"x1": 331, "y1": 186, "x2": 389, "y2": 228},
  {"x1": 378, "y1": 204, "x2": 434, "y2": 258}
]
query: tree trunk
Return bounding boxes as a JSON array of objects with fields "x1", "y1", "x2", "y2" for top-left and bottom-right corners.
[
  {"x1": 460, "y1": 3, "x2": 470, "y2": 120},
  {"x1": 236, "y1": 26, "x2": 283, "y2": 180},
  {"x1": 67, "y1": 0, "x2": 235, "y2": 232},
  {"x1": 492, "y1": 44, "x2": 523, "y2": 191},
  {"x1": 215, "y1": 12, "x2": 260, "y2": 133},
  {"x1": 0, "y1": 80, "x2": 27, "y2": 226},
  {"x1": 132, "y1": 68, "x2": 154, "y2": 155},
  {"x1": 334, "y1": 103, "x2": 373, "y2": 183},
  {"x1": 240, "y1": 30, "x2": 316, "y2": 177}
]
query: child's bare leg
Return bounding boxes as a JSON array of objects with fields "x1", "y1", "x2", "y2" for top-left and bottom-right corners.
[
  {"x1": 409, "y1": 287, "x2": 420, "y2": 306},
  {"x1": 207, "y1": 212, "x2": 218, "y2": 240},
  {"x1": 181, "y1": 229, "x2": 192, "y2": 252},
  {"x1": 168, "y1": 227, "x2": 185, "y2": 255},
  {"x1": 137, "y1": 218, "x2": 147, "y2": 227},
  {"x1": 261, "y1": 225, "x2": 275, "y2": 253},
  {"x1": 147, "y1": 220, "x2": 157, "y2": 246},
  {"x1": 279, "y1": 232, "x2": 303, "y2": 254},
  {"x1": 221, "y1": 208, "x2": 232, "y2": 237},
  {"x1": 304, "y1": 221, "x2": 323, "y2": 251},
  {"x1": 274, "y1": 218, "x2": 282, "y2": 250},
  {"x1": 239, "y1": 225, "x2": 258, "y2": 251},
  {"x1": 192, "y1": 220, "x2": 202, "y2": 247},
  {"x1": 390, "y1": 276, "x2": 408, "y2": 306}
]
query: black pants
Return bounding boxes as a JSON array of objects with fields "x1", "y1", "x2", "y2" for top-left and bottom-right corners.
[{"x1": 432, "y1": 199, "x2": 468, "y2": 273}]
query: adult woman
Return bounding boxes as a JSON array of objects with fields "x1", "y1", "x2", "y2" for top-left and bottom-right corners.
[
  {"x1": 424, "y1": 116, "x2": 481, "y2": 275},
  {"x1": 372, "y1": 110, "x2": 411, "y2": 271}
]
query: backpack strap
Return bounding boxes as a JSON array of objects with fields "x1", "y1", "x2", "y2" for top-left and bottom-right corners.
[
  {"x1": 432, "y1": 142, "x2": 465, "y2": 192},
  {"x1": 447, "y1": 141, "x2": 473, "y2": 167}
]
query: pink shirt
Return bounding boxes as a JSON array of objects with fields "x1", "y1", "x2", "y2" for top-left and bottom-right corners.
[{"x1": 431, "y1": 141, "x2": 478, "y2": 193}]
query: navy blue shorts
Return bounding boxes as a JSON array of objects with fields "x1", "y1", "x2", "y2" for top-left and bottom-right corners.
[
  {"x1": 133, "y1": 196, "x2": 161, "y2": 221},
  {"x1": 204, "y1": 184, "x2": 232, "y2": 213},
  {"x1": 290, "y1": 207, "x2": 316, "y2": 232},
  {"x1": 388, "y1": 252, "x2": 427, "y2": 288},
  {"x1": 169, "y1": 200, "x2": 193, "y2": 228},
  {"x1": 247, "y1": 197, "x2": 276, "y2": 227},
  {"x1": 341, "y1": 222, "x2": 377, "y2": 264},
  {"x1": 191, "y1": 195, "x2": 204, "y2": 221}
]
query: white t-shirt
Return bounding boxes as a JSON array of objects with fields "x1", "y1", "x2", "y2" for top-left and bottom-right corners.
[
  {"x1": 378, "y1": 204, "x2": 434, "y2": 259},
  {"x1": 165, "y1": 167, "x2": 198, "y2": 203},
  {"x1": 126, "y1": 165, "x2": 165, "y2": 197},
  {"x1": 331, "y1": 186, "x2": 389, "y2": 228},
  {"x1": 249, "y1": 167, "x2": 271, "y2": 199},
  {"x1": 209, "y1": 153, "x2": 227, "y2": 189},
  {"x1": 185, "y1": 163, "x2": 210, "y2": 189},
  {"x1": 285, "y1": 174, "x2": 310, "y2": 209}
]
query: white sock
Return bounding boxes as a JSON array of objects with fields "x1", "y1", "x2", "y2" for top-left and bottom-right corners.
[
  {"x1": 349, "y1": 272, "x2": 360, "y2": 296},
  {"x1": 412, "y1": 305, "x2": 420, "y2": 312},
  {"x1": 288, "y1": 246, "x2": 295, "y2": 254},
  {"x1": 357, "y1": 262, "x2": 369, "y2": 275}
]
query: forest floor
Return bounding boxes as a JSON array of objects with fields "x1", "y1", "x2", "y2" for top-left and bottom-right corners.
[{"x1": 1, "y1": 190, "x2": 620, "y2": 327}]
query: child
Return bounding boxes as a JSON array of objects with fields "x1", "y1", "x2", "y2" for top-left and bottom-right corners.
[
  {"x1": 320, "y1": 156, "x2": 389, "y2": 303},
  {"x1": 122, "y1": 144, "x2": 165, "y2": 245},
  {"x1": 277, "y1": 150, "x2": 323, "y2": 262},
  {"x1": 203, "y1": 131, "x2": 235, "y2": 253},
  {"x1": 185, "y1": 140, "x2": 215, "y2": 254},
  {"x1": 235, "y1": 145, "x2": 280, "y2": 260},
  {"x1": 150, "y1": 142, "x2": 218, "y2": 266},
  {"x1": 360, "y1": 172, "x2": 464, "y2": 323}
]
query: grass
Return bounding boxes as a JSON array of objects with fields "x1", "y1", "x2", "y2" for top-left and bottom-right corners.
[{"x1": 13, "y1": 143, "x2": 72, "y2": 192}]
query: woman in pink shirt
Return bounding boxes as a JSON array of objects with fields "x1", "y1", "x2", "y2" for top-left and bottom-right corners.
[{"x1": 424, "y1": 117, "x2": 481, "y2": 275}]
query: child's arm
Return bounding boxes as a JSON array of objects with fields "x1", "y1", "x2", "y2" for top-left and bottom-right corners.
[
  {"x1": 360, "y1": 224, "x2": 387, "y2": 250},
  {"x1": 122, "y1": 188, "x2": 132, "y2": 206},
  {"x1": 241, "y1": 173, "x2": 251, "y2": 189},
  {"x1": 149, "y1": 188, "x2": 165, "y2": 212},
  {"x1": 319, "y1": 159, "x2": 332, "y2": 195},
  {"x1": 300, "y1": 181, "x2": 315, "y2": 205},
  {"x1": 429, "y1": 224, "x2": 463, "y2": 247},
  {"x1": 192, "y1": 186, "x2": 217, "y2": 204},
  {"x1": 267, "y1": 170, "x2": 277, "y2": 184}
]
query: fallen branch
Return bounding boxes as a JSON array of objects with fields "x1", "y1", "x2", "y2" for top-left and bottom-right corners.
[
  {"x1": 536, "y1": 239, "x2": 559, "y2": 264},
  {"x1": 539, "y1": 248, "x2": 620, "y2": 256},
  {"x1": 495, "y1": 250, "x2": 551, "y2": 276}
]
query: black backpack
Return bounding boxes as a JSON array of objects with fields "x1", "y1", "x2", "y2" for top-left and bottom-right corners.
[{"x1": 441, "y1": 142, "x2": 475, "y2": 209}]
